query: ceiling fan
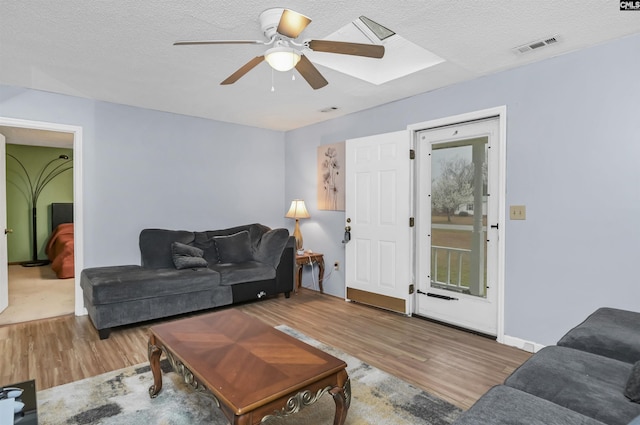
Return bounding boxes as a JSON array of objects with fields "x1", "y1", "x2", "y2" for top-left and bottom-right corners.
[{"x1": 174, "y1": 8, "x2": 385, "y2": 90}]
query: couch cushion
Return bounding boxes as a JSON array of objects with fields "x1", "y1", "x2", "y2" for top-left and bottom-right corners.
[
  {"x1": 453, "y1": 385, "x2": 607, "y2": 425},
  {"x1": 194, "y1": 225, "x2": 268, "y2": 264},
  {"x1": 81, "y1": 265, "x2": 220, "y2": 305},
  {"x1": 197, "y1": 223, "x2": 269, "y2": 246},
  {"x1": 504, "y1": 346, "x2": 640, "y2": 425},
  {"x1": 171, "y1": 242, "x2": 208, "y2": 269},
  {"x1": 626, "y1": 361, "x2": 640, "y2": 403},
  {"x1": 208, "y1": 261, "x2": 275, "y2": 285},
  {"x1": 253, "y1": 228, "x2": 290, "y2": 268},
  {"x1": 558, "y1": 307, "x2": 640, "y2": 364},
  {"x1": 140, "y1": 229, "x2": 195, "y2": 269},
  {"x1": 192, "y1": 237, "x2": 219, "y2": 264},
  {"x1": 213, "y1": 231, "x2": 253, "y2": 263}
]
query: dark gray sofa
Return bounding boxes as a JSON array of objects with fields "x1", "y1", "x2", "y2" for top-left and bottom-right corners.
[
  {"x1": 454, "y1": 307, "x2": 640, "y2": 425},
  {"x1": 80, "y1": 223, "x2": 294, "y2": 339}
]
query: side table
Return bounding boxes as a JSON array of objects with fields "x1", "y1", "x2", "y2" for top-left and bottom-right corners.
[{"x1": 295, "y1": 252, "x2": 325, "y2": 293}]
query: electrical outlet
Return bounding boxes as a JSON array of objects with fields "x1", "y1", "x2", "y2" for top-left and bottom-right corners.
[
  {"x1": 334, "y1": 261, "x2": 339, "y2": 271},
  {"x1": 510, "y1": 205, "x2": 526, "y2": 220}
]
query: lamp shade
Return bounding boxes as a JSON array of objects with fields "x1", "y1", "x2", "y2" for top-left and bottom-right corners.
[
  {"x1": 285, "y1": 199, "x2": 310, "y2": 219},
  {"x1": 265, "y1": 46, "x2": 301, "y2": 72}
]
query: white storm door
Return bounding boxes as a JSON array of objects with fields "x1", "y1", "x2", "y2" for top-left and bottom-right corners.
[
  {"x1": 415, "y1": 117, "x2": 502, "y2": 336},
  {"x1": 345, "y1": 131, "x2": 411, "y2": 314},
  {"x1": 1, "y1": 134, "x2": 8, "y2": 313}
]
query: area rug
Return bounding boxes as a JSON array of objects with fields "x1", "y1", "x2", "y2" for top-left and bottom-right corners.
[{"x1": 37, "y1": 325, "x2": 462, "y2": 424}]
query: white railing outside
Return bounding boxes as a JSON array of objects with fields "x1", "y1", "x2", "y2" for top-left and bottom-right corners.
[{"x1": 431, "y1": 245, "x2": 471, "y2": 291}]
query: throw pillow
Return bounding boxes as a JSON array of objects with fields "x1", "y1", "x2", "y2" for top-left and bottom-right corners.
[
  {"x1": 213, "y1": 231, "x2": 253, "y2": 263},
  {"x1": 171, "y1": 242, "x2": 208, "y2": 270},
  {"x1": 193, "y1": 238, "x2": 220, "y2": 264},
  {"x1": 626, "y1": 361, "x2": 640, "y2": 403},
  {"x1": 254, "y1": 228, "x2": 290, "y2": 267}
]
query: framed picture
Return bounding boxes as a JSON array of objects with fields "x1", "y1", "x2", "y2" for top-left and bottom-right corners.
[{"x1": 317, "y1": 142, "x2": 345, "y2": 211}]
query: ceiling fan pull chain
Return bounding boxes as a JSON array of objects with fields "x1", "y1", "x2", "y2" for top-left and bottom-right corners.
[
  {"x1": 271, "y1": 68, "x2": 275, "y2": 92},
  {"x1": 291, "y1": 53, "x2": 296, "y2": 81}
]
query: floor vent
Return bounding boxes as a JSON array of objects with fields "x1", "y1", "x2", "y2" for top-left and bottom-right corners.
[{"x1": 512, "y1": 34, "x2": 560, "y2": 55}]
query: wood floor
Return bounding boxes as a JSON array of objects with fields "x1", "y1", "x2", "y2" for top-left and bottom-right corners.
[{"x1": 0, "y1": 289, "x2": 531, "y2": 410}]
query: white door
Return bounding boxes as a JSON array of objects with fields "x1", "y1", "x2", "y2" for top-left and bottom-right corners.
[
  {"x1": 1, "y1": 134, "x2": 8, "y2": 313},
  {"x1": 345, "y1": 131, "x2": 412, "y2": 314},
  {"x1": 415, "y1": 117, "x2": 502, "y2": 335}
]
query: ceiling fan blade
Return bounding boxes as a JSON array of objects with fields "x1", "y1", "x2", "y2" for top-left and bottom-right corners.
[
  {"x1": 221, "y1": 56, "x2": 265, "y2": 85},
  {"x1": 308, "y1": 40, "x2": 385, "y2": 58},
  {"x1": 174, "y1": 40, "x2": 263, "y2": 46},
  {"x1": 277, "y1": 9, "x2": 311, "y2": 39},
  {"x1": 295, "y1": 55, "x2": 328, "y2": 90}
]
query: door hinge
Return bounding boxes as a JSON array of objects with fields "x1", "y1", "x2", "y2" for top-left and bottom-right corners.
[
  {"x1": 410, "y1": 149, "x2": 415, "y2": 160},
  {"x1": 409, "y1": 217, "x2": 415, "y2": 227},
  {"x1": 409, "y1": 284, "x2": 415, "y2": 294}
]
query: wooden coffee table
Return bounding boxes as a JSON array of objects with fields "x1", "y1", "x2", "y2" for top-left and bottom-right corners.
[{"x1": 148, "y1": 309, "x2": 350, "y2": 425}]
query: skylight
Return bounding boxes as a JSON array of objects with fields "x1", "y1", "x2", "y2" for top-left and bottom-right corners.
[
  {"x1": 359, "y1": 16, "x2": 395, "y2": 41},
  {"x1": 304, "y1": 16, "x2": 444, "y2": 85}
]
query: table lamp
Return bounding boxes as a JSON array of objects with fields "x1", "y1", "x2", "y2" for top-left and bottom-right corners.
[{"x1": 285, "y1": 199, "x2": 310, "y2": 254}]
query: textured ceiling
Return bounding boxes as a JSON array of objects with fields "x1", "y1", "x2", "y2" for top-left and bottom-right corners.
[{"x1": 1, "y1": 0, "x2": 639, "y2": 132}]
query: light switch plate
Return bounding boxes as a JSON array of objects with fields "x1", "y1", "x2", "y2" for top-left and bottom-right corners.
[{"x1": 510, "y1": 205, "x2": 526, "y2": 220}]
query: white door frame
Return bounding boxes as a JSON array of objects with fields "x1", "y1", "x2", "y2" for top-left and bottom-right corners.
[
  {"x1": 408, "y1": 106, "x2": 507, "y2": 343},
  {"x1": 1, "y1": 134, "x2": 7, "y2": 313},
  {"x1": 0, "y1": 117, "x2": 85, "y2": 316}
]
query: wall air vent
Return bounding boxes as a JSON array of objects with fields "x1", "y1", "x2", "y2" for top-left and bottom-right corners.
[{"x1": 512, "y1": 34, "x2": 560, "y2": 55}]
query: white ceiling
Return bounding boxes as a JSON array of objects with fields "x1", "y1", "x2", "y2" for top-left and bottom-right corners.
[{"x1": 1, "y1": 1, "x2": 639, "y2": 132}]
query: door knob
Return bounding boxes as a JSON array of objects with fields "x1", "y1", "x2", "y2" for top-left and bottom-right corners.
[
  {"x1": 342, "y1": 226, "x2": 351, "y2": 244},
  {"x1": 4, "y1": 228, "x2": 12, "y2": 235}
]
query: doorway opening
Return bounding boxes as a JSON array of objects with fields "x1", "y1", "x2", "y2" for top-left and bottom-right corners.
[{"x1": 0, "y1": 117, "x2": 84, "y2": 320}]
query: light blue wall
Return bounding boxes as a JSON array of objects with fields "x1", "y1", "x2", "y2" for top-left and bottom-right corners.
[
  {"x1": 285, "y1": 33, "x2": 640, "y2": 346},
  {"x1": 2, "y1": 33, "x2": 638, "y2": 346},
  {"x1": 1, "y1": 87, "x2": 287, "y2": 267}
]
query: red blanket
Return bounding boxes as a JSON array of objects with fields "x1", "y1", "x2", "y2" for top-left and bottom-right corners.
[{"x1": 46, "y1": 223, "x2": 74, "y2": 279}]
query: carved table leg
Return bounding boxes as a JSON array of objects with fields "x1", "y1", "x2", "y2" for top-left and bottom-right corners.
[
  {"x1": 148, "y1": 336, "x2": 163, "y2": 398},
  {"x1": 330, "y1": 372, "x2": 350, "y2": 425},
  {"x1": 317, "y1": 257, "x2": 325, "y2": 294},
  {"x1": 296, "y1": 263, "x2": 303, "y2": 292}
]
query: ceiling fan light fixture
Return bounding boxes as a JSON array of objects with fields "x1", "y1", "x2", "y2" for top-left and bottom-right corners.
[
  {"x1": 277, "y1": 9, "x2": 312, "y2": 39},
  {"x1": 265, "y1": 46, "x2": 301, "y2": 72}
]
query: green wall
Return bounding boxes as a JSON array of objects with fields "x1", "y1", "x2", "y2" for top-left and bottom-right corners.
[{"x1": 6, "y1": 144, "x2": 73, "y2": 263}]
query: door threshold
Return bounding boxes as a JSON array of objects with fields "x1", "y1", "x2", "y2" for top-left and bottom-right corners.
[{"x1": 412, "y1": 313, "x2": 496, "y2": 340}]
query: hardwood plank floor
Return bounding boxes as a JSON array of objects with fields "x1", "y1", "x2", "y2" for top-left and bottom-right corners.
[{"x1": 0, "y1": 289, "x2": 531, "y2": 410}]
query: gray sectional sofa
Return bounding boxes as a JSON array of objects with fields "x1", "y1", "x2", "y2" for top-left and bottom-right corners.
[
  {"x1": 80, "y1": 223, "x2": 294, "y2": 339},
  {"x1": 454, "y1": 307, "x2": 640, "y2": 425}
]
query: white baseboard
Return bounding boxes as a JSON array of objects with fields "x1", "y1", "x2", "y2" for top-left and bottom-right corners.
[{"x1": 503, "y1": 335, "x2": 545, "y2": 353}]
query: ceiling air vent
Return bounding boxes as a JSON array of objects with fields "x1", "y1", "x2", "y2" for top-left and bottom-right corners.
[
  {"x1": 320, "y1": 106, "x2": 339, "y2": 113},
  {"x1": 512, "y1": 35, "x2": 560, "y2": 55}
]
